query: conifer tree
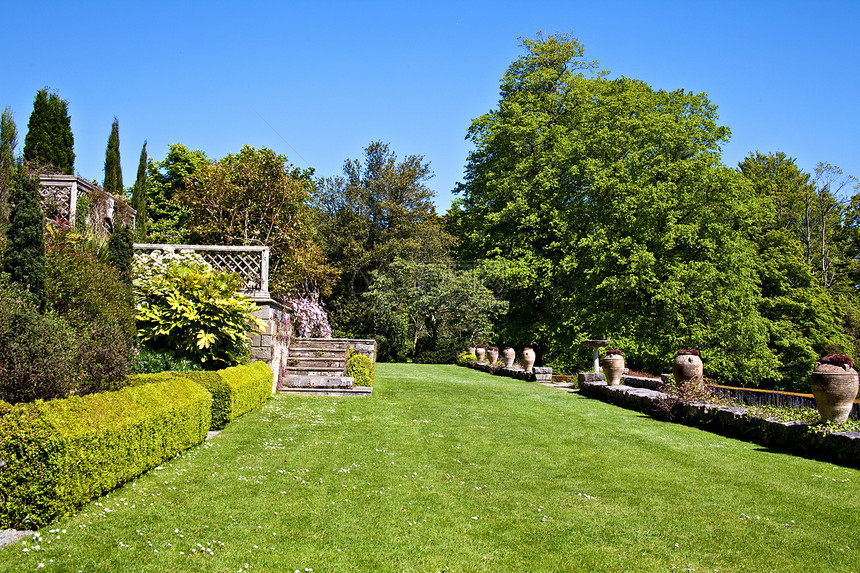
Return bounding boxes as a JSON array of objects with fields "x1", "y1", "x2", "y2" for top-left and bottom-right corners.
[
  {"x1": 131, "y1": 141, "x2": 148, "y2": 241},
  {"x1": 4, "y1": 165, "x2": 46, "y2": 310},
  {"x1": 0, "y1": 106, "x2": 17, "y2": 224},
  {"x1": 107, "y1": 224, "x2": 134, "y2": 284},
  {"x1": 103, "y1": 117, "x2": 122, "y2": 192},
  {"x1": 23, "y1": 88, "x2": 75, "y2": 174}
]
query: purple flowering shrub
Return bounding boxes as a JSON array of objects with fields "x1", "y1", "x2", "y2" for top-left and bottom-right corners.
[{"x1": 282, "y1": 298, "x2": 332, "y2": 338}]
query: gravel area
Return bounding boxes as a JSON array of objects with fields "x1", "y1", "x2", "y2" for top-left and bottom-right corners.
[{"x1": 0, "y1": 529, "x2": 33, "y2": 549}]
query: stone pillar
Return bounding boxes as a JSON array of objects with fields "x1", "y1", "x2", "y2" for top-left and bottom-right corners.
[{"x1": 249, "y1": 298, "x2": 286, "y2": 394}]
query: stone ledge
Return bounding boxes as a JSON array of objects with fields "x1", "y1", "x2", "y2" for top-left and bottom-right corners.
[
  {"x1": 465, "y1": 362, "x2": 552, "y2": 382},
  {"x1": 278, "y1": 386, "x2": 372, "y2": 397},
  {"x1": 579, "y1": 380, "x2": 860, "y2": 468}
]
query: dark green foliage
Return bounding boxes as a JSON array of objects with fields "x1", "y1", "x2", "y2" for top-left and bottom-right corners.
[
  {"x1": 0, "y1": 376, "x2": 211, "y2": 529},
  {"x1": 103, "y1": 117, "x2": 122, "y2": 193},
  {"x1": 4, "y1": 166, "x2": 46, "y2": 310},
  {"x1": 413, "y1": 337, "x2": 462, "y2": 364},
  {"x1": 107, "y1": 224, "x2": 134, "y2": 283},
  {"x1": 0, "y1": 106, "x2": 17, "y2": 225},
  {"x1": 23, "y1": 88, "x2": 74, "y2": 174},
  {"x1": 145, "y1": 144, "x2": 207, "y2": 243},
  {"x1": 0, "y1": 274, "x2": 79, "y2": 403},
  {"x1": 131, "y1": 141, "x2": 148, "y2": 241},
  {"x1": 174, "y1": 371, "x2": 231, "y2": 429},
  {"x1": 346, "y1": 352, "x2": 375, "y2": 386},
  {"x1": 46, "y1": 243, "x2": 136, "y2": 394},
  {"x1": 130, "y1": 347, "x2": 204, "y2": 374}
]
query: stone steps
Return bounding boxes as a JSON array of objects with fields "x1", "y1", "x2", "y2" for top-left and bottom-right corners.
[{"x1": 280, "y1": 338, "x2": 352, "y2": 391}]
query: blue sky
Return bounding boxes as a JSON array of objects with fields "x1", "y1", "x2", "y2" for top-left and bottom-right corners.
[{"x1": 4, "y1": 1, "x2": 858, "y2": 211}]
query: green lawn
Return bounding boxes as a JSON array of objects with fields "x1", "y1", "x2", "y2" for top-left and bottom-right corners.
[{"x1": 2, "y1": 364, "x2": 858, "y2": 572}]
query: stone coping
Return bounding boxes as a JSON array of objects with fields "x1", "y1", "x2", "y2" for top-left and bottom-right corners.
[
  {"x1": 465, "y1": 362, "x2": 552, "y2": 382},
  {"x1": 579, "y1": 379, "x2": 860, "y2": 469}
]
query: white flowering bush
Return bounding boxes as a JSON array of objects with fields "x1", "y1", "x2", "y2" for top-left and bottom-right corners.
[{"x1": 282, "y1": 298, "x2": 331, "y2": 338}]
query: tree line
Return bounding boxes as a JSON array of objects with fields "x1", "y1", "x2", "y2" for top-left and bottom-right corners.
[{"x1": 3, "y1": 33, "x2": 859, "y2": 389}]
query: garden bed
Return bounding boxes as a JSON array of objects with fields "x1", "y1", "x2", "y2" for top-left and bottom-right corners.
[{"x1": 579, "y1": 378, "x2": 860, "y2": 468}]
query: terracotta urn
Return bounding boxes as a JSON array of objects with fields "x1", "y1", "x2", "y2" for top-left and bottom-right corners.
[
  {"x1": 810, "y1": 358, "x2": 859, "y2": 423},
  {"x1": 602, "y1": 351, "x2": 625, "y2": 386},
  {"x1": 522, "y1": 347, "x2": 536, "y2": 372},
  {"x1": 468, "y1": 346, "x2": 476, "y2": 357},
  {"x1": 672, "y1": 350, "x2": 703, "y2": 387},
  {"x1": 475, "y1": 346, "x2": 486, "y2": 364},
  {"x1": 487, "y1": 346, "x2": 500, "y2": 364},
  {"x1": 502, "y1": 347, "x2": 516, "y2": 368}
]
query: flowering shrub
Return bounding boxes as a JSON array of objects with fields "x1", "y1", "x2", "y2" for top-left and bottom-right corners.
[
  {"x1": 820, "y1": 354, "x2": 853, "y2": 369},
  {"x1": 133, "y1": 251, "x2": 265, "y2": 369},
  {"x1": 281, "y1": 297, "x2": 331, "y2": 338}
]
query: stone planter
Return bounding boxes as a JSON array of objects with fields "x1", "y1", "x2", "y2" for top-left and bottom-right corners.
[
  {"x1": 522, "y1": 347, "x2": 536, "y2": 373},
  {"x1": 502, "y1": 347, "x2": 515, "y2": 368},
  {"x1": 487, "y1": 346, "x2": 499, "y2": 364},
  {"x1": 468, "y1": 346, "x2": 476, "y2": 357},
  {"x1": 475, "y1": 346, "x2": 486, "y2": 364},
  {"x1": 601, "y1": 354, "x2": 625, "y2": 386},
  {"x1": 811, "y1": 362, "x2": 859, "y2": 423},
  {"x1": 672, "y1": 353, "x2": 703, "y2": 387}
]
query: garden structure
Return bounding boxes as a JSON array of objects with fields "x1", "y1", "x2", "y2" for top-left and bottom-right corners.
[
  {"x1": 133, "y1": 243, "x2": 375, "y2": 395},
  {"x1": 39, "y1": 172, "x2": 135, "y2": 235}
]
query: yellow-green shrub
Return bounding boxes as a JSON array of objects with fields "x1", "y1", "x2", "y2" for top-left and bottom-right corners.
[
  {"x1": 346, "y1": 353, "x2": 375, "y2": 387},
  {"x1": 175, "y1": 371, "x2": 232, "y2": 429},
  {"x1": 216, "y1": 361, "x2": 273, "y2": 422},
  {"x1": 0, "y1": 377, "x2": 211, "y2": 529}
]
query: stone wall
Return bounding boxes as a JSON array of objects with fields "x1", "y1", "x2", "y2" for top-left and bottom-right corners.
[
  {"x1": 467, "y1": 362, "x2": 553, "y2": 383},
  {"x1": 579, "y1": 378, "x2": 860, "y2": 469},
  {"x1": 249, "y1": 298, "x2": 286, "y2": 394}
]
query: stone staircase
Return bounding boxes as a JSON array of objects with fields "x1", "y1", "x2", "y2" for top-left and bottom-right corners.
[{"x1": 278, "y1": 338, "x2": 372, "y2": 396}]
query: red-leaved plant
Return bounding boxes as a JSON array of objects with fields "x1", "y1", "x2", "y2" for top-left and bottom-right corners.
[
  {"x1": 606, "y1": 349, "x2": 623, "y2": 357},
  {"x1": 819, "y1": 353, "x2": 853, "y2": 369},
  {"x1": 677, "y1": 349, "x2": 700, "y2": 357}
]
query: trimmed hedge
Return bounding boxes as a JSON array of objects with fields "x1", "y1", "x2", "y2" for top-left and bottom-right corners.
[
  {"x1": 0, "y1": 377, "x2": 211, "y2": 529},
  {"x1": 175, "y1": 371, "x2": 233, "y2": 430},
  {"x1": 346, "y1": 353, "x2": 375, "y2": 387},
  {"x1": 215, "y1": 361, "x2": 273, "y2": 423}
]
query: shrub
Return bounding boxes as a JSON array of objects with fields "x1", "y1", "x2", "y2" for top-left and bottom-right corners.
[
  {"x1": 215, "y1": 361, "x2": 273, "y2": 420},
  {"x1": 0, "y1": 274, "x2": 79, "y2": 403},
  {"x1": 820, "y1": 354, "x2": 853, "y2": 369},
  {"x1": 46, "y1": 243, "x2": 136, "y2": 394},
  {"x1": 3, "y1": 167, "x2": 46, "y2": 310},
  {"x1": 346, "y1": 353, "x2": 375, "y2": 387},
  {"x1": 130, "y1": 347, "x2": 205, "y2": 374},
  {"x1": 0, "y1": 376, "x2": 211, "y2": 529},
  {"x1": 134, "y1": 251, "x2": 265, "y2": 369},
  {"x1": 107, "y1": 224, "x2": 134, "y2": 284},
  {"x1": 414, "y1": 337, "x2": 462, "y2": 364},
  {"x1": 457, "y1": 351, "x2": 477, "y2": 366},
  {"x1": 281, "y1": 297, "x2": 331, "y2": 338}
]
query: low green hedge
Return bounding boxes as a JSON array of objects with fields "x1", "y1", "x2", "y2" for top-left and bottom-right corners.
[
  {"x1": 215, "y1": 361, "x2": 273, "y2": 423},
  {"x1": 0, "y1": 377, "x2": 211, "y2": 529},
  {"x1": 176, "y1": 371, "x2": 232, "y2": 430}
]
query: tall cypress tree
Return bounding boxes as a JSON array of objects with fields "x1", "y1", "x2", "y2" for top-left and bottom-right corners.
[
  {"x1": 107, "y1": 224, "x2": 134, "y2": 284},
  {"x1": 103, "y1": 117, "x2": 122, "y2": 193},
  {"x1": 131, "y1": 141, "x2": 148, "y2": 241},
  {"x1": 4, "y1": 165, "x2": 46, "y2": 310},
  {"x1": 23, "y1": 88, "x2": 74, "y2": 174},
  {"x1": 0, "y1": 106, "x2": 17, "y2": 224}
]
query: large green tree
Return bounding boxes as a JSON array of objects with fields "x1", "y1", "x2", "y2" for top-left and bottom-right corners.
[
  {"x1": 314, "y1": 141, "x2": 456, "y2": 344},
  {"x1": 0, "y1": 106, "x2": 17, "y2": 225},
  {"x1": 181, "y1": 145, "x2": 334, "y2": 297},
  {"x1": 365, "y1": 258, "x2": 508, "y2": 360},
  {"x1": 22, "y1": 88, "x2": 74, "y2": 174},
  {"x1": 145, "y1": 144, "x2": 207, "y2": 243},
  {"x1": 131, "y1": 141, "x2": 148, "y2": 241},
  {"x1": 4, "y1": 166, "x2": 46, "y2": 310},
  {"x1": 103, "y1": 117, "x2": 122, "y2": 193},
  {"x1": 451, "y1": 33, "x2": 779, "y2": 382}
]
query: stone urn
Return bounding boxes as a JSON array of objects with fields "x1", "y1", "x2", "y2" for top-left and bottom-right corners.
[
  {"x1": 475, "y1": 346, "x2": 486, "y2": 364},
  {"x1": 672, "y1": 350, "x2": 703, "y2": 387},
  {"x1": 468, "y1": 346, "x2": 476, "y2": 357},
  {"x1": 810, "y1": 356, "x2": 859, "y2": 423},
  {"x1": 502, "y1": 347, "x2": 516, "y2": 368},
  {"x1": 601, "y1": 351, "x2": 625, "y2": 386},
  {"x1": 487, "y1": 346, "x2": 500, "y2": 364},
  {"x1": 522, "y1": 347, "x2": 536, "y2": 373}
]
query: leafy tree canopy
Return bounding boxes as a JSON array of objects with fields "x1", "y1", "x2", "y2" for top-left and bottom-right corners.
[
  {"x1": 450, "y1": 32, "x2": 779, "y2": 382},
  {"x1": 145, "y1": 143, "x2": 207, "y2": 243}
]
